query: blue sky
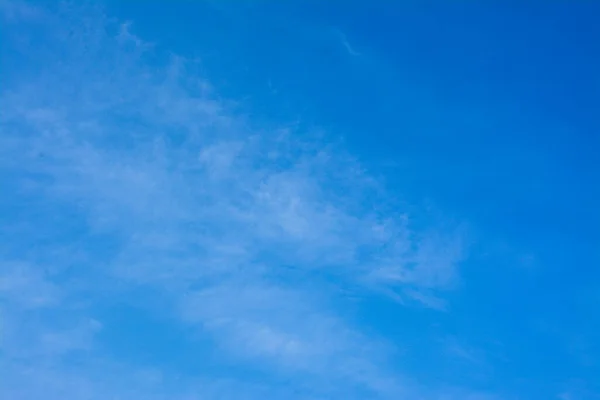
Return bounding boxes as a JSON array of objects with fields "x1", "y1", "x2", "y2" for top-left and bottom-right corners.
[{"x1": 1, "y1": 1, "x2": 599, "y2": 399}]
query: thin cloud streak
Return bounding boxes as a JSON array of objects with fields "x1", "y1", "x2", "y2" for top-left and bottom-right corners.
[{"x1": 333, "y1": 28, "x2": 362, "y2": 56}]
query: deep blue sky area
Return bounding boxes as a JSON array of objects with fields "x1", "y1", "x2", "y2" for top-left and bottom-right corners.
[
  {"x1": 1, "y1": 1, "x2": 599, "y2": 399},
  {"x1": 105, "y1": 0, "x2": 599, "y2": 232}
]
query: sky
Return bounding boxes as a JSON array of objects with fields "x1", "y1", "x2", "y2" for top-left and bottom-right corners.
[{"x1": 1, "y1": 1, "x2": 599, "y2": 399}]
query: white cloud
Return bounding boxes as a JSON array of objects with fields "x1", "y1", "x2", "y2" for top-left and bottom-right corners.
[{"x1": 0, "y1": 2, "x2": 471, "y2": 399}]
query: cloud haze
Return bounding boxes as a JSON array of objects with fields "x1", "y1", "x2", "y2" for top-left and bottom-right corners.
[{"x1": 0, "y1": 3, "x2": 471, "y2": 399}]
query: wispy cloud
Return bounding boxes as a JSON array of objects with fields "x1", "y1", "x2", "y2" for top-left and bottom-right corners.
[
  {"x1": 0, "y1": 0, "x2": 43, "y2": 21},
  {"x1": 332, "y1": 27, "x2": 362, "y2": 56},
  {"x1": 0, "y1": 2, "x2": 470, "y2": 399}
]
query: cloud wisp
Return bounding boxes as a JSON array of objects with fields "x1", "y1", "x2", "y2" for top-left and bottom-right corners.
[
  {"x1": 332, "y1": 28, "x2": 362, "y2": 56},
  {"x1": 1, "y1": 3, "x2": 468, "y2": 399}
]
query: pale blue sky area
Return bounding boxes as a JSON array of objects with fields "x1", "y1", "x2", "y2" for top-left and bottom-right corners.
[{"x1": 1, "y1": 1, "x2": 599, "y2": 399}]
